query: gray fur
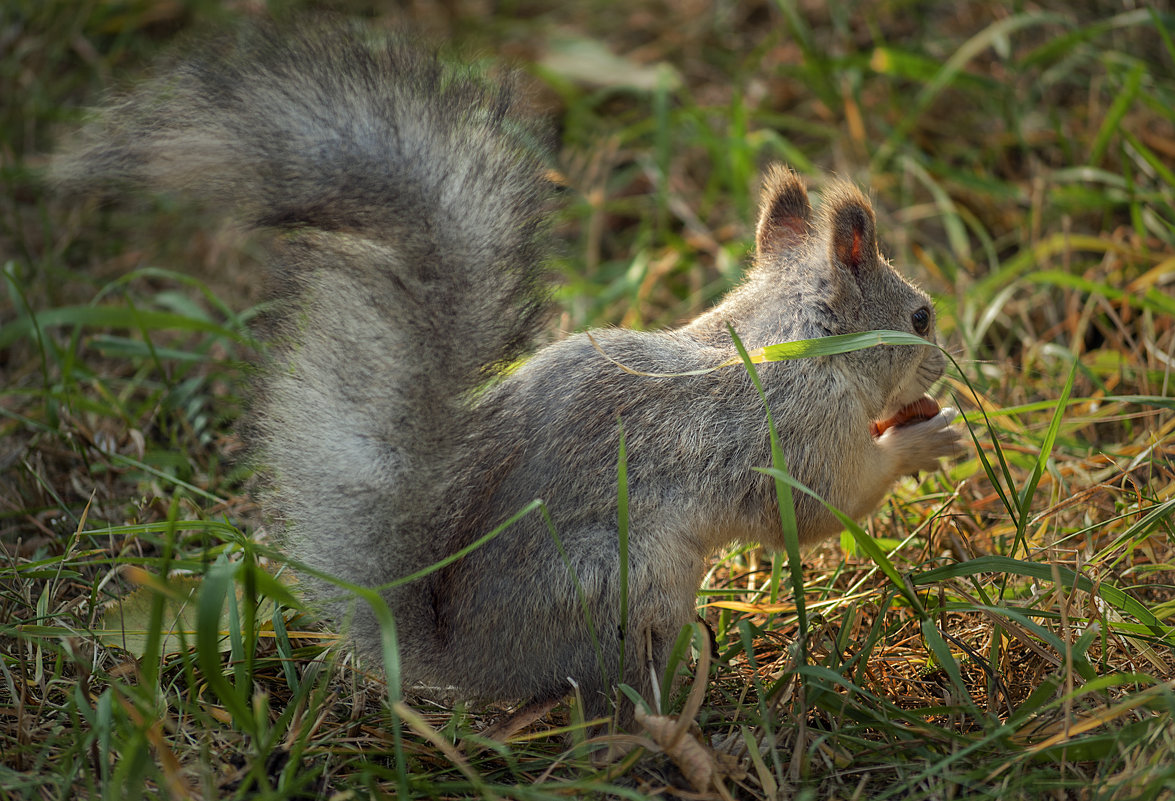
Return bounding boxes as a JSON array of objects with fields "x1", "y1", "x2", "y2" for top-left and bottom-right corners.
[{"x1": 54, "y1": 24, "x2": 963, "y2": 722}]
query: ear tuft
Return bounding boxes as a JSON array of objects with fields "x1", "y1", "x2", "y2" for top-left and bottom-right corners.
[
  {"x1": 755, "y1": 164, "x2": 811, "y2": 259},
  {"x1": 822, "y1": 181, "x2": 877, "y2": 275}
]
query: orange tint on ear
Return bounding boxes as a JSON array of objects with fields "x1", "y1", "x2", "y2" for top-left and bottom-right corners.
[{"x1": 823, "y1": 183, "x2": 876, "y2": 275}]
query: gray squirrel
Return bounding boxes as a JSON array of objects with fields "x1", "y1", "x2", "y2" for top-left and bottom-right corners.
[{"x1": 54, "y1": 23, "x2": 963, "y2": 723}]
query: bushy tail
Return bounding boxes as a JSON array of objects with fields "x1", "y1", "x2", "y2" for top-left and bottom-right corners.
[{"x1": 54, "y1": 23, "x2": 553, "y2": 640}]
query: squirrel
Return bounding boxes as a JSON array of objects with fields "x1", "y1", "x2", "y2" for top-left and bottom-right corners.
[{"x1": 53, "y1": 22, "x2": 963, "y2": 724}]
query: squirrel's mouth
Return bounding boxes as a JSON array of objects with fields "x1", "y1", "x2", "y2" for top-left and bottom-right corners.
[{"x1": 870, "y1": 395, "x2": 940, "y2": 438}]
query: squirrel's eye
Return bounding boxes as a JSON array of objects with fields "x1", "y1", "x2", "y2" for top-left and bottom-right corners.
[{"x1": 912, "y1": 306, "x2": 931, "y2": 335}]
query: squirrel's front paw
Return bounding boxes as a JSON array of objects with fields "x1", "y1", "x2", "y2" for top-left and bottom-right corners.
[{"x1": 877, "y1": 407, "x2": 966, "y2": 475}]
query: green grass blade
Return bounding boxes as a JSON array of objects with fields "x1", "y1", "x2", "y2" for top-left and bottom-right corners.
[
  {"x1": 758, "y1": 465, "x2": 925, "y2": 616},
  {"x1": 617, "y1": 418, "x2": 630, "y2": 685},
  {"x1": 914, "y1": 556, "x2": 1166, "y2": 633},
  {"x1": 1024, "y1": 270, "x2": 1175, "y2": 316},
  {"x1": 1012, "y1": 354, "x2": 1076, "y2": 557},
  {"x1": 1089, "y1": 63, "x2": 1143, "y2": 165},
  {"x1": 758, "y1": 328, "x2": 932, "y2": 362},
  {"x1": 729, "y1": 325, "x2": 806, "y2": 651},
  {"x1": 196, "y1": 556, "x2": 254, "y2": 730},
  {"x1": 0, "y1": 305, "x2": 249, "y2": 350},
  {"x1": 920, "y1": 618, "x2": 983, "y2": 720}
]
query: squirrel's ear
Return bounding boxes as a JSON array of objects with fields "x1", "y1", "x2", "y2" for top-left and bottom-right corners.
[
  {"x1": 823, "y1": 182, "x2": 878, "y2": 276},
  {"x1": 755, "y1": 165, "x2": 811, "y2": 259}
]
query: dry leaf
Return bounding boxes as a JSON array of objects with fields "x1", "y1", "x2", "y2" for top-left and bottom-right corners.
[{"x1": 634, "y1": 705, "x2": 715, "y2": 793}]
